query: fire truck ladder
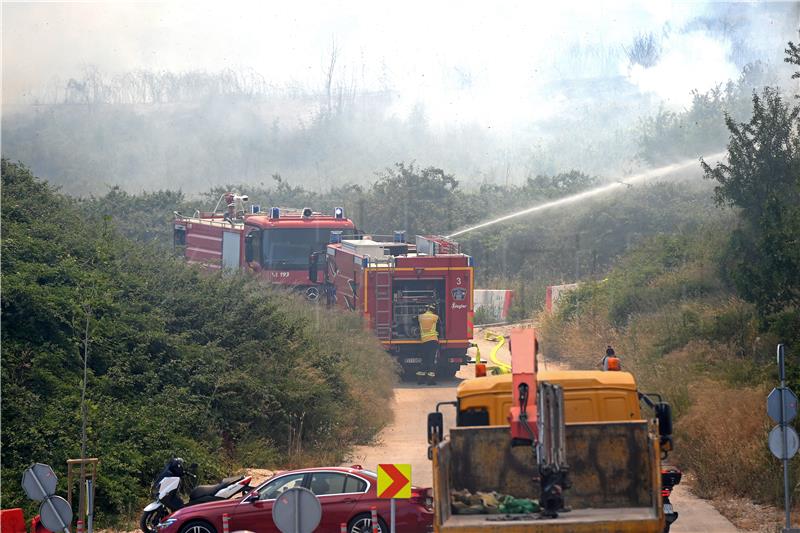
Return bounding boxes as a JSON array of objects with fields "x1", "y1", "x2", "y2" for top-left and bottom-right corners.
[{"x1": 374, "y1": 271, "x2": 392, "y2": 340}]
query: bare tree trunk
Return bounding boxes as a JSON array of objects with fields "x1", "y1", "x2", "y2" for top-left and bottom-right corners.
[
  {"x1": 78, "y1": 304, "x2": 91, "y2": 523},
  {"x1": 324, "y1": 37, "x2": 338, "y2": 117}
]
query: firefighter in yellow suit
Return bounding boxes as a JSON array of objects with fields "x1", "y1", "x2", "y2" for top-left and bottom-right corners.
[{"x1": 416, "y1": 304, "x2": 440, "y2": 385}]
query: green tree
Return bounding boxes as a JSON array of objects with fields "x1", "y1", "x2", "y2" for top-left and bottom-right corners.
[
  {"x1": 365, "y1": 163, "x2": 464, "y2": 236},
  {"x1": 525, "y1": 170, "x2": 597, "y2": 198},
  {"x1": 701, "y1": 86, "x2": 800, "y2": 320}
]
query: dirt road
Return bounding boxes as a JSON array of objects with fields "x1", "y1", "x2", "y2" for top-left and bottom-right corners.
[{"x1": 345, "y1": 327, "x2": 739, "y2": 533}]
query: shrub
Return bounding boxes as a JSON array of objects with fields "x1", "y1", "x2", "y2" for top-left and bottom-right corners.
[
  {"x1": 1, "y1": 160, "x2": 395, "y2": 525},
  {"x1": 676, "y1": 381, "x2": 782, "y2": 503}
]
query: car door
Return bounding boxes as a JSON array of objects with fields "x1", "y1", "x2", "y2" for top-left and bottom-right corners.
[
  {"x1": 230, "y1": 473, "x2": 306, "y2": 533},
  {"x1": 308, "y1": 472, "x2": 365, "y2": 531}
]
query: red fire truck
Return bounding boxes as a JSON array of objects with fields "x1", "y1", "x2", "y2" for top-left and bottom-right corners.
[
  {"x1": 310, "y1": 234, "x2": 474, "y2": 378},
  {"x1": 174, "y1": 192, "x2": 356, "y2": 300}
]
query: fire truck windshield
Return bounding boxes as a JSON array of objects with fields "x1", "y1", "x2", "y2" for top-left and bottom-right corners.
[{"x1": 262, "y1": 228, "x2": 340, "y2": 270}]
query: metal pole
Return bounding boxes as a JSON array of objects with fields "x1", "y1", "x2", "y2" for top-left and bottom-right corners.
[
  {"x1": 85, "y1": 479, "x2": 93, "y2": 533},
  {"x1": 390, "y1": 498, "x2": 396, "y2": 533},
  {"x1": 294, "y1": 491, "x2": 299, "y2": 533},
  {"x1": 30, "y1": 471, "x2": 70, "y2": 533},
  {"x1": 779, "y1": 344, "x2": 791, "y2": 529}
]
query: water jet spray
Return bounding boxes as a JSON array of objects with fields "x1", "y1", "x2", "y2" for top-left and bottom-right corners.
[{"x1": 447, "y1": 152, "x2": 726, "y2": 238}]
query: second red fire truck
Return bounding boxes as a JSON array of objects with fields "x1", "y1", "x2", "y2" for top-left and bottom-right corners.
[
  {"x1": 311, "y1": 233, "x2": 474, "y2": 378},
  {"x1": 174, "y1": 192, "x2": 355, "y2": 300}
]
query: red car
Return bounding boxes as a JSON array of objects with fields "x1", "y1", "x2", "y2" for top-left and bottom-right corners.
[{"x1": 156, "y1": 466, "x2": 433, "y2": 533}]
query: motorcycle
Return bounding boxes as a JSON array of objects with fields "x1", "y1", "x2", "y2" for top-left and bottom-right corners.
[{"x1": 140, "y1": 458, "x2": 252, "y2": 533}]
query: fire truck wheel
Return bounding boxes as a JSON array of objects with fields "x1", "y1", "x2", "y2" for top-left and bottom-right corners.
[{"x1": 305, "y1": 286, "x2": 320, "y2": 301}]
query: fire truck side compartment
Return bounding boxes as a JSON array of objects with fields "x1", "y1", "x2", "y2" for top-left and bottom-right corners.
[{"x1": 391, "y1": 279, "x2": 446, "y2": 340}]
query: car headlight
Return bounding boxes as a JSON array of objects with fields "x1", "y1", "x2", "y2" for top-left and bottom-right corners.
[{"x1": 157, "y1": 518, "x2": 178, "y2": 529}]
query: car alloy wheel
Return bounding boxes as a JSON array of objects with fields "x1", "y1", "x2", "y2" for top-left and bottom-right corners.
[
  {"x1": 350, "y1": 516, "x2": 384, "y2": 533},
  {"x1": 179, "y1": 521, "x2": 216, "y2": 533}
]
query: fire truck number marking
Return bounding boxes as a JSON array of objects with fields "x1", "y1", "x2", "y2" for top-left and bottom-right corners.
[
  {"x1": 271, "y1": 271, "x2": 290, "y2": 278},
  {"x1": 456, "y1": 277, "x2": 462, "y2": 285}
]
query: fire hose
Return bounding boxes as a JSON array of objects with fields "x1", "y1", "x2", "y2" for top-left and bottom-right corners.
[{"x1": 484, "y1": 330, "x2": 512, "y2": 374}]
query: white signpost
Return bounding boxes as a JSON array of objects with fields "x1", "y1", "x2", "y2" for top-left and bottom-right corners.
[
  {"x1": 22, "y1": 463, "x2": 72, "y2": 533},
  {"x1": 768, "y1": 345, "x2": 799, "y2": 533},
  {"x1": 271, "y1": 487, "x2": 321, "y2": 533}
]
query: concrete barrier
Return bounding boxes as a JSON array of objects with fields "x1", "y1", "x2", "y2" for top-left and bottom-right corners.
[
  {"x1": 473, "y1": 290, "x2": 513, "y2": 323},
  {"x1": 545, "y1": 283, "x2": 579, "y2": 313}
]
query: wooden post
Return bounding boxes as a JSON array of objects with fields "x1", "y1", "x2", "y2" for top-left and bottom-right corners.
[{"x1": 66, "y1": 458, "x2": 99, "y2": 526}]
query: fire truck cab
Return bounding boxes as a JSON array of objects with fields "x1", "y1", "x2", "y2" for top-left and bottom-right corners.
[
  {"x1": 312, "y1": 233, "x2": 474, "y2": 378},
  {"x1": 174, "y1": 193, "x2": 355, "y2": 300}
]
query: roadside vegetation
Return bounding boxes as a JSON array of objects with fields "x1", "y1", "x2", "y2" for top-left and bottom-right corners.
[
  {"x1": 1, "y1": 160, "x2": 395, "y2": 526},
  {"x1": 540, "y1": 38, "x2": 800, "y2": 505},
  {"x1": 81, "y1": 163, "x2": 723, "y2": 321}
]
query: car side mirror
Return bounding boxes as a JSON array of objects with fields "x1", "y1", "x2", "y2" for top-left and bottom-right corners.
[
  {"x1": 243, "y1": 489, "x2": 259, "y2": 503},
  {"x1": 655, "y1": 401, "x2": 673, "y2": 456},
  {"x1": 427, "y1": 412, "x2": 443, "y2": 445},
  {"x1": 245, "y1": 233, "x2": 255, "y2": 262},
  {"x1": 309, "y1": 253, "x2": 319, "y2": 283}
]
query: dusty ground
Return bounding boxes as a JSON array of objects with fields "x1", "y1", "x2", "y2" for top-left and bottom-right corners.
[
  {"x1": 708, "y1": 491, "x2": 800, "y2": 533},
  {"x1": 345, "y1": 326, "x2": 741, "y2": 533}
]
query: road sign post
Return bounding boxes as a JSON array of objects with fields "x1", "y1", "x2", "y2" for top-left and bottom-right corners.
[
  {"x1": 769, "y1": 344, "x2": 798, "y2": 532},
  {"x1": 39, "y1": 497, "x2": 73, "y2": 533},
  {"x1": 22, "y1": 464, "x2": 58, "y2": 501},
  {"x1": 22, "y1": 464, "x2": 71, "y2": 533},
  {"x1": 377, "y1": 464, "x2": 411, "y2": 533},
  {"x1": 85, "y1": 479, "x2": 94, "y2": 533},
  {"x1": 271, "y1": 487, "x2": 321, "y2": 533}
]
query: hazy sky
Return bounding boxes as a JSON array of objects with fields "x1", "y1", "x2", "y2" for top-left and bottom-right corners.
[{"x1": 3, "y1": 1, "x2": 798, "y2": 131}]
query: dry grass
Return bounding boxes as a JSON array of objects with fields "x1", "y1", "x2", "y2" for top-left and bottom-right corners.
[
  {"x1": 538, "y1": 306, "x2": 793, "y2": 509},
  {"x1": 676, "y1": 380, "x2": 775, "y2": 501},
  {"x1": 712, "y1": 495, "x2": 800, "y2": 532}
]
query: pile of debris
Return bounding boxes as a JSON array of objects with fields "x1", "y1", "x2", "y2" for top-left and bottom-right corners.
[{"x1": 451, "y1": 489, "x2": 540, "y2": 515}]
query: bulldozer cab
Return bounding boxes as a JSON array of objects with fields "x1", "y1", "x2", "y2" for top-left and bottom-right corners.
[{"x1": 456, "y1": 370, "x2": 644, "y2": 427}]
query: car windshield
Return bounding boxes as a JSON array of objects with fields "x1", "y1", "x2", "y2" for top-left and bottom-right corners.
[
  {"x1": 262, "y1": 228, "x2": 343, "y2": 270},
  {"x1": 258, "y1": 473, "x2": 305, "y2": 500}
]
